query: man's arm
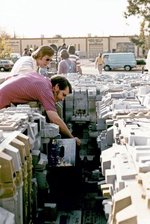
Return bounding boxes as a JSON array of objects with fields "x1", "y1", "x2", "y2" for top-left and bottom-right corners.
[
  {"x1": 46, "y1": 110, "x2": 81, "y2": 146},
  {"x1": 77, "y1": 65, "x2": 82, "y2": 75},
  {"x1": 95, "y1": 57, "x2": 98, "y2": 68},
  {"x1": 76, "y1": 56, "x2": 82, "y2": 75}
]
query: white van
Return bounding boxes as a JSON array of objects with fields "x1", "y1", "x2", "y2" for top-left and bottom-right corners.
[{"x1": 102, "y1": 52, "x2": 137, "y2": 71}]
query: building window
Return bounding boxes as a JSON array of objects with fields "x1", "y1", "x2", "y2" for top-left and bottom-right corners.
[{"x1": 117, "y1": 42, "x2": 135, "y2": 52}]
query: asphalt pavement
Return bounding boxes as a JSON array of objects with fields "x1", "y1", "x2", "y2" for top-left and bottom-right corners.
[
  {"x1": 80, "y1": 59, "x2": 143, "y2": 75},
  {"x1": 0, "y1": 59, "x2": 143, "y2": 81}
]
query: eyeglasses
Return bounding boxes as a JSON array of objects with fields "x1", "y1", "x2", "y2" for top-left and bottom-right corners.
[{"x1": 46, "y1": 58, "x2": 52, "y2": 62}]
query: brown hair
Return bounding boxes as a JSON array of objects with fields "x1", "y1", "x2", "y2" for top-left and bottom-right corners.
[
  {"x1": 60, "y1": 49, "x2": 69, "y2": 59},
  {"x1": 32, "y1": 45, "x2": 54, "y2": 59}
]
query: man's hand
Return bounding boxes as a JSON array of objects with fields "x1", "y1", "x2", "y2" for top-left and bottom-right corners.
[
  {"x1": 74, "y1": 137, "x2": 81, "y2": 146},
  {"x1": 47, "y1": 111, "x2": 81, "y2": 146}
]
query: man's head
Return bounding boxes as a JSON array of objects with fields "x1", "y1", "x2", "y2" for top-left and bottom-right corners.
[
  {"x1": 68, "y1": 45, "x2": 76, "y2": 54},
  {"x1": 60, "y1": 49, "x2": 69, "y2": 60},
  {"x1": 51, "y1": 75, "x2": 72, "y2": 102},
  {"x1": 32, "y1": 45, "x2": 54, "y2": 68}
]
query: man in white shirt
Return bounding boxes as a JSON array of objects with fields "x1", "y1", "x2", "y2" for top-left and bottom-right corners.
[{"x1": 10, "y1": 45, "x2": 54, "y2": 76}]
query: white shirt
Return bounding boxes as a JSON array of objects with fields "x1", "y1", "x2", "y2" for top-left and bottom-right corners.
[{"x1": 10, "y1": 56, "x2": 38, "y2": 76}]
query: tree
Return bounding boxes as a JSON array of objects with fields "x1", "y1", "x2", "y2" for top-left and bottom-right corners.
[
  {"x1": 0, "y1": 31, "x2": 12, "y2": 59},
  {"x1": 124, "y1": 0, "x2": 150, "y2": 21},
  {"x1": 124, "y1": 0, "x2": 150, "y2": 55}
]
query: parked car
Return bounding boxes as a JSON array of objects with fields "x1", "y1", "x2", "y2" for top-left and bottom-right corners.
[
  {"x1": 10, "y1": 53, "x2": 21, "y2": 63},
  {"x1": 0, "y1": 59, "x2": 14, "y2": 72},
  {"x1": 136, "y1": 58, "x2": 146, "y2": 65}
]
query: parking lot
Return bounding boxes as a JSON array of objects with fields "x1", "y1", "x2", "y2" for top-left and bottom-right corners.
[
  {"x1": 80, "y1": 59, "x2": 143, "y2": 75},
  {"x1": 0, "y1": 59, "x2": 143, "y2": 83}
]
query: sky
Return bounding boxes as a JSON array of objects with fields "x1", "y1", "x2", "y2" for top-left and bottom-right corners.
[{"x1": 0, "y1": 0, "x2": 142, "y2": 38}]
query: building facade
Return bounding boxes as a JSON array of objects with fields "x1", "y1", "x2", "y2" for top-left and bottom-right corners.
[{"x1": 7, "y1": 35, "x2": 144, "y2": 58}]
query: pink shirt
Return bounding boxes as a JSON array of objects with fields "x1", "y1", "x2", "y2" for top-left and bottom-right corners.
[
  {"x1": 58, "y1": 59, "x2": 76, "y2": 74},
  {"x1": 0, "y1": 72, "x2": 56, "y2": 111}
]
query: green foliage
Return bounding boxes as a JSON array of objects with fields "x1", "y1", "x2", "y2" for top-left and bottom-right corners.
[
  {"x1": 0, "y1": 31, "x2": 12, "y2": 59},
  {"x1": 130, "y1": 36, "x2": 144, "y2": 47},
  {"x1": 125, "y1": 0, "x2": 150, "y2": 55},
  {"x1": 124, "y1": 0, "x2": 150, "y2": 21}
]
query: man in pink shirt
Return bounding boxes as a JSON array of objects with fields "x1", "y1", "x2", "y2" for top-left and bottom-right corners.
[{"x1": 0, "y1": 72, "x2": 80, "y2": 146}]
